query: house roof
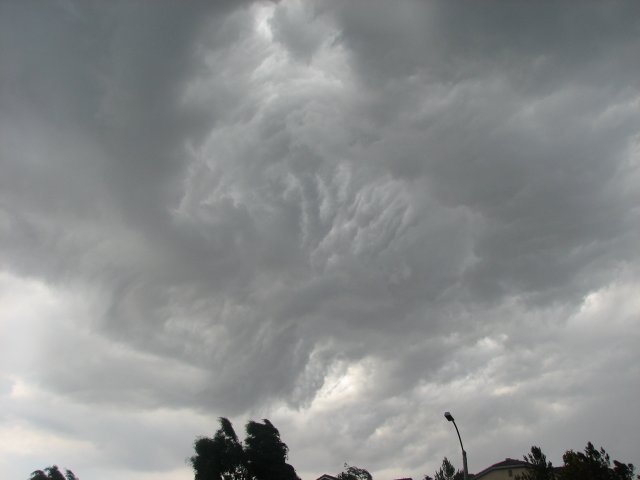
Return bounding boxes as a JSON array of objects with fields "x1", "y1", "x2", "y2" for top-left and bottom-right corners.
[
  {"x1": 315, "y1": 474, "x2": 339, "y2": 480},
  {"x1": 473, "y1": 458, "x2": 530, "y2": 479}
]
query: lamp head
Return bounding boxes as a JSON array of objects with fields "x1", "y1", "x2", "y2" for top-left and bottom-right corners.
[{"x1": 444, "y1": 411, "x2": 454, "y2": 422}]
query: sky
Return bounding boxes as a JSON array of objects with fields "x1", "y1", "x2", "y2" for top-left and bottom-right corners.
[{"x1": 1, "y1": 1, "x2": 640, "y2": 479}]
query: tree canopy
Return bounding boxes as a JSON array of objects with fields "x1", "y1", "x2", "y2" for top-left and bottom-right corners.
[
  {"x1": 430, "y1": 457, "x2": 463, "y2": 480},
  {"x1": 29, "y1": 465, "x2": 78, "y2": 480},
  {"x1": 512, "y1": 442, "x2": 636, "y2": 480},
  {"x1": 245, "y1": 419, "x2": 299, "y2": 480},
  {"x1": 192, "y1": 417, "x2": 247, "y2": 480},
  {"x1": 191, "y1": 417, "x2": 299, "y2": 480},
  {"x1": 561, "y1": 442, "x2": 635, "y2": 480},
  {"x1": 516, "y1": 446, "x2": 556, "y2": 480},
  {"x1": 337, "y1": 463, "x2": 373, "y2": 480}
]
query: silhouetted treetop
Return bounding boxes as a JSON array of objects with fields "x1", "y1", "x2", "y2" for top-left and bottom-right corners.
[
  {"x1": 245, "y1": 419, "x2": 299, "y2": 480},
  {"x1": 515, "y1": 446, "x2": 556, "y2": 480},
  {"x1": 337, "y1": 463, "x2": 373, "y2": 480},
  {"x1": 514, "y1": 442, "x2": 636, "y2": 480},
  {"x1": 29, "y1": 465, "x2": 78, "y2": 480},
  {"x1": 433, "y1": 457, "x2": 464, "y2": 480},
  {"x1": 561, "y1": 442, "x2": 635, "y2": 480},
  {"x1": 191, "y1": 417, "x2": 299, "y2": 480}
]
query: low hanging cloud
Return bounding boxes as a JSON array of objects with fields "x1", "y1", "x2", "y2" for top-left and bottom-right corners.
[{"x1": 1, "y1": 1, "x2": 639, "y2": 480}]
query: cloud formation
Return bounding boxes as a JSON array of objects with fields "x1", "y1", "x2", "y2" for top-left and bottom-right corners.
[{"x1": 1, "y1": 1, "x2": 639, "y2": 479}]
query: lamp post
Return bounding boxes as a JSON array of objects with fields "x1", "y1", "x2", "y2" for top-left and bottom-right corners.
[{"x1": 444, "y1": 411, "x2": 468, "y2": 480}]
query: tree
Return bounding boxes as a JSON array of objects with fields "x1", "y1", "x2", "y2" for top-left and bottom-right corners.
[
  {"x1": 191, "y1": 418, "x2": 299, "y2": 480},
  {"x1": 612, "y1": 461, "x2": 636, "y2": 480},
  {"x1": 29, "y1": 466, "x2": 78, "y2": 480},
  {"x1": 244, "y1": 419, "x2": 299, "y2": 480},
  {"x1": 337, "y1": 463, "x2": 373, "y2": 480},
  {"x1": 64, "y1": 471, "x2": 79, "y2": 480},
  {"x1": 215, "y1": 417, "x2": 247, "y2": 480},
  {"x1": 30, "y1": 471, "x2": 49, "y2": 480},
  {"x1": 191, "y1": 417, "x2": 247, "y2": 480},
  {"x1": 433, "y1": 457, "x2": 464, "y2": 480},
  {"x1": 561, "y1": 442, "x2": 635, "y2": 480},
  {"x1": 515, "y1": 446, "x2": 556, "y2": 480}
]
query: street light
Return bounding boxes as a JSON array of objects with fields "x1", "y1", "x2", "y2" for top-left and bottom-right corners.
[{"x1": 444, "y1": 411, "x2": 468, "y2": 480}]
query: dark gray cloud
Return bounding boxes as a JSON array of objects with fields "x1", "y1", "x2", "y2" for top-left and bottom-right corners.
[{"x1": 1, "y1": 1, "x2": 640, "y2": 480}]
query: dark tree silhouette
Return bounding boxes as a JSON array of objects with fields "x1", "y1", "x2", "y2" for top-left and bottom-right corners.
[
  {"x1": 29, "y1": 466, "x2": 78, "y2": 480},
  {"x1": 191, "y1": 418, "x2": 299, "y2": 480},
  {"x1": 561, "y1": 442, "x2": 635, "y2": 480},
  {"x1": 191, "y1": 417, "x2": 247, "y2": 480},
  {"x1": 30, "y1": 471, "x2": 50, "y2": 480},
  {"x1": 337, "y1": 463, "x2": 373, "y2": 480},
  {"x1": 65, "y1": 471, "x2": 79, "y2": 480},
  {"x1": 244, "y1": 419, "x2": 299, "y2": 480},
  {"x1": 433, "y1": 457, "x2": 464, "y2": 480},
  {"x1": 515, "y1": 446, "x2": 556, "y2": 480}
]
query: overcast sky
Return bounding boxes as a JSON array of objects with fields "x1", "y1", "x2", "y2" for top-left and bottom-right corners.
[{"x1": 2, "y1": 1, "x2": 640, "y2": 479}]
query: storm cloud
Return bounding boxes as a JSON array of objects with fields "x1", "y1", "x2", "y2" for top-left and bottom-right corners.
[{"x1": 1, "y1": 1, "x2": 639, "y2": 479}]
